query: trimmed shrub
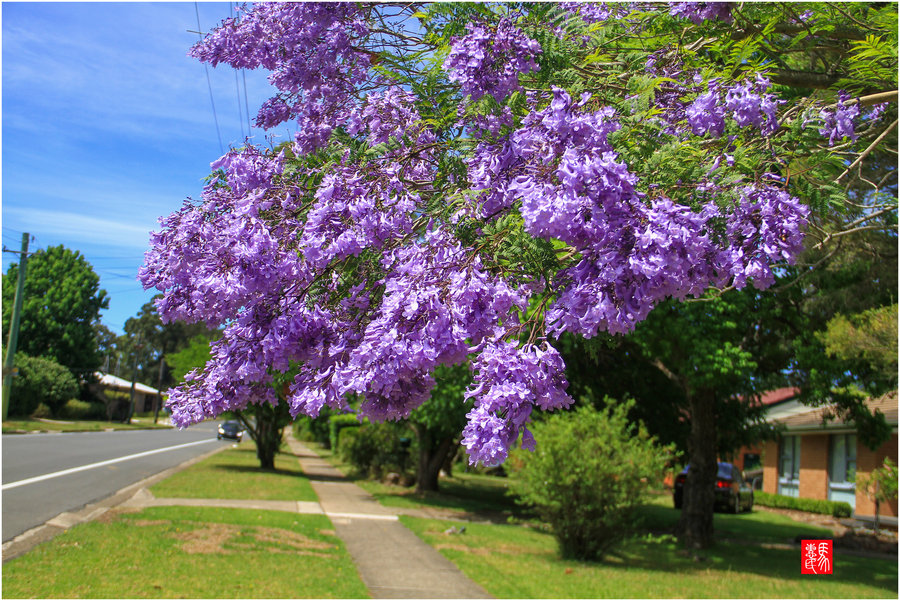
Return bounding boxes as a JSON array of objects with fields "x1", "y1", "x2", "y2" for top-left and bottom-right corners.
[
  {"x1": 9, "y1": 354, "x2": 79, "y2": 417},
  {"x1": 31, "y1": 403, "x2": 53, "y2": 419},
  {"x1": 59, "y1": 399, "x2": 106, "y2": 420},
  {"x1": 294, "y1": 407, "x2": 333, "y2": 446},
  {"x1": 329, "y1": 414, "x2": 363, "y2": 452},
  {"x1": 754, "y1": 491, "x2": 853, "y2": 518},
  {"x1": 511, "y1": 400, "x2": 674, "y2": 561},
  {"x1": 342, "y1": 421, "x2": 414, "y2": 479}
]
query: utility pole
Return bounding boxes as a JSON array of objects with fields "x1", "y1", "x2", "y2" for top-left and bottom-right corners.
[
  {"x1": 2, "y1": 233, "x2": 31, "y2": 421},
  {"x1": 126, "y1": 333, "x2": 142, "y2": 424},
  {"x1": 154, "y1": 351, "x2": 165, "y2": 424}
]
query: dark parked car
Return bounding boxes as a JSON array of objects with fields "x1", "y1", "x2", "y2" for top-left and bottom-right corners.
[
  {"x1": 673, "y1": 462, "x2": 753, "y2": 513},
  {"x1": 217, "y1": 420, "x2": 244, "y2": 442}
]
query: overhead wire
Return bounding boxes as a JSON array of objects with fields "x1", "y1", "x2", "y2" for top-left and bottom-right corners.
[
  {"x1": 195, "y1": 2, "x2": 225, "y2": 154},
  {"x1": 230, "y1": 2, "x2": 246, "y2": 140}
]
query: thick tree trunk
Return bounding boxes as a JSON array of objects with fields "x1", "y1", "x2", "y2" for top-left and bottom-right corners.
[
  {"x1": 677, "y1": 387, "x2": 718, "y2": 550},
  {"x1": 415, "y1": 424, "x2": 455, "y2": 493},
  {"x1": 237, "y1": 405, "x2": 284, "y2": 470}
]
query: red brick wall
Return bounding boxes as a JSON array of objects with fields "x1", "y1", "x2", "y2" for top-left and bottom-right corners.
[
  {"x1": 762, "y1": 440, "x2": 778, "y2": 495},
  {"x1": 799, "y1": 435, "x2": 829, "y2": 500},
  {"x1": 855, "y1": 433, "x2": 898, "y2": 519}
]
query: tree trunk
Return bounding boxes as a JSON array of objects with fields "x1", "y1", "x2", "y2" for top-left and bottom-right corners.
[
  {"x1": 415, "y1": 424, "x2": 455, "y2": 493},
  {"x1": 677, "y1": 387, "x2": 718, "y2": 549},
  {"x1": 237, "y1": 405, "x2": 283, "y2": 470}
]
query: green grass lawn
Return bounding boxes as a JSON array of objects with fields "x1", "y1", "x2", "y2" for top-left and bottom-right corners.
[
  {"x1": 309, "y1": 441, "x2": 895, "y2": 599},
  {"x1": 402, "y1": 513, "x2": 897, "y2": 598},
  {"x1": 2, "y1": 507, "x2": 369, "y2": 599},
  {"x1": 2, "y1": 418, "x2": 172, "y2": 433},
  {"x1": 150, "y1": 442, "x2": 318, "y2": 502}
]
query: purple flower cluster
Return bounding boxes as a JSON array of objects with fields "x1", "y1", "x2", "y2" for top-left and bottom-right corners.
[
  {"x1": 725, "y1": 75, "x2": 781, "y2": 136},
  {"x1": 686, "y1": 75, "x2": 781, "y2": 137},
  {"x1": 669, "y1": 2, "x2": 734, "y2": 24},
  {"x1": 462, "y1": 341, "x2": 573, "y2": 466},
  {"x1": 464, "y1": 88, "x2": 808, "y2": 337},
  {"x1": 560, "y1": 2, "x2": 633, "y2": 23},
  {"x1": 819, "y1": 91, "x2": 860, "y2": 146},
  {"x1": 443, "y1": 17, "x2": 542, "y2": 102},
  {"x1": 190, "y1": 3, "x2": 371, "y2": 153}
]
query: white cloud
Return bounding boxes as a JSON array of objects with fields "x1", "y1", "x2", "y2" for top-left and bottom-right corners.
[{"x1": 4, "y1": 207, "x2": 158, "y2": 252}]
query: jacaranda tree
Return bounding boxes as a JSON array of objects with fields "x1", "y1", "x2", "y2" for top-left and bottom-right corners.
[{"x1": 140, "y1": 3, "x2": 897, "y2": 549}]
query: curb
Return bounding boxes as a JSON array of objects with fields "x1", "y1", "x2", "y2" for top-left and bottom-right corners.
[{"x1": 1, "y1": 444, "x2": 228, "y2": 563}]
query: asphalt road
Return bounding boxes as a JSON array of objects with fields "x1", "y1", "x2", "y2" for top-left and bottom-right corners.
[{"x1": 2, "y1": 421, "x2": 232, "y2": 542}]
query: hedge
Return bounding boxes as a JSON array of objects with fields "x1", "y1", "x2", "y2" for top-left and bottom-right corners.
[
  {"x1": 329, "y1": 414, "x2": 363, "y2": 452},
  {"x1": 754, "y1": 491, "x2": 853, "y2": 518}
]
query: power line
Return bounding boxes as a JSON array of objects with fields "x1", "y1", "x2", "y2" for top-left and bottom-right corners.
[
  {"x1": 236, "y1": 2, "x2": 253, "y2": 138},
  {"x1": 230, "y1": 2, "x2": 245, "y2": 140},
  {"x1": 195, "y1": 2, "x2": 224, "y2": 154}
]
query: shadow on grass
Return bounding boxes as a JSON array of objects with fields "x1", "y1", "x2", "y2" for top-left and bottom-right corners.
[
  {"x1": 605, "y1": 503, "x2": 898, "y2": 595},
  {"x1": 363, "y1": 475, "x2": 539, "y2": 523},
  {"x1": 213, "y1": 464, "x2": 303, "y2": 478}
]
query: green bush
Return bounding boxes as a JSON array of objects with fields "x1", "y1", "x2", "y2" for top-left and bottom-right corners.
[
  {"x1": 10, "y1": 354, "x2": 79, "y2": 417},
  {"x1": 754, "y1": 491, "x2": 853, "y2": 518},
  {"x1": 342, "y1": 421, "x2": 414, "y2": 479},
  {"x1": 31, "y1": 402, "x2": 53, "y2": 419},
  {"x1": 59, "y1": 399, "x2": 106, "y2": 420},
  {"x1": 511, "y1": 400, "x2": 674, "y2": 561},
  {"x1": 294, "y1": 407, "x2": 333, "y2": 446},
  {"x1": 329, "y1": 414, "x2": 363, "y2": 452}
]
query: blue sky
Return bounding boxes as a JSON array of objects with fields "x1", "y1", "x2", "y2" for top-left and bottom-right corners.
[{"x1": 2, "y1": 2, "x2": 288, "y2": 334}]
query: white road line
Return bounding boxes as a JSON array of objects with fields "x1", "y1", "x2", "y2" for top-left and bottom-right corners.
[{"x1": 1, "y1": 439, "x2": 218, "y2": 490}]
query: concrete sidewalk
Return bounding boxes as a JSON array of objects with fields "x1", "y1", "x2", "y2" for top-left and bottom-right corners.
[{"x1": 286, "y1": 438, "x2": 492, "y2": 599}]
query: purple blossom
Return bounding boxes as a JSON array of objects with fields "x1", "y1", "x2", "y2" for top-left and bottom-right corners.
[
  {"x1": 669, "y1": 2, "x2": 734, "y2": 24},
  {"x1": 686, "y1": 89, "x2": 725, "y2": 136},
  {"x1": 819, "y1": 91, "x2": 861, "y2": 146},
  {"x1": 724, "y1": 75, "x2": 781, "y2": 136},
  {"x1": 443, "y1": 17, "x2": 541, "y2": 102},
  {"x1": 190, "y1": 3, "x2": 372, "y2": 154},
  {"x1": 462, "y1": 341, "x2": 573, "y2": 465}
]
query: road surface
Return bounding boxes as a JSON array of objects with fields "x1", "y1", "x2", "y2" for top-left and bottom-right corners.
[{"x1": 2, "y1": 421, "x2": 230, "y2": 541}]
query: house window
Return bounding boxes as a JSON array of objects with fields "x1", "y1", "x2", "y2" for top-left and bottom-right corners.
[
  {"x1": 828, "y1": 433, "x2": 857, "y2": 508},
  {"x1": 778, "y1": 435, "x2": 801, "y2": 497}
]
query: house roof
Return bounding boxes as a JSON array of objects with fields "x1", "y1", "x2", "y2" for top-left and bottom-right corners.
[
  {"x1": 771, "y1": 390, "x2": 898, "y2": 432},
  {"x1": 94, "y1": 372, "x2": 159, "y2": 396},
  {"x1": 755, "y1": 387, "x2": 801, "y2": 406}
]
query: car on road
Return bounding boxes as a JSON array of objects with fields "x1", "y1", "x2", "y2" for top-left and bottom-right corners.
[
  {"x1": 217, "y1": 420, "x2": 244, "y2": 442},
  {"x1": 673, "y1": 462, "x2": 754, "y2": 513}
]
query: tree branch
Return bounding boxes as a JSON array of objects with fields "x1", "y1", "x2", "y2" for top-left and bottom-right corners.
[{"x1": 837, "y1": 119, "x2": 899, "y2": 182}]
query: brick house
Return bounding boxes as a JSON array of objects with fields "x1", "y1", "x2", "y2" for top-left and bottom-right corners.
[{"x1": 760, "y1": 390, "x2": 898, "y2": 523}]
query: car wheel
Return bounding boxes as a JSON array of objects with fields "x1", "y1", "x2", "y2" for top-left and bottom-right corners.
[{"x1": 217, "y1": 435, "x2": 221, "y2": 440}]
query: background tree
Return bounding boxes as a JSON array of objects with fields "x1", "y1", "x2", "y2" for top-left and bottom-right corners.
[
  {"x1": 9, "y1": 353, "x2": 80, "y2": 417},
  {"x1": 408, "y1": 363, "x2": 472, "y2": 492},
  {"x1": 167, "y1": 332, "x2": 289, "y2": 469},
  {"x1": 2, "y1": 245, "x2": 108, "y2": 380},
  {"x1": 858, "y1": 457, "x2": 899, "y2": 534}
]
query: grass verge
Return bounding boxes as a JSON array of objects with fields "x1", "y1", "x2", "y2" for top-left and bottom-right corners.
[
  {"x1": 150, "y1": 442, "x2": 318, "y2": 502},
  {"x1": 401, "y1": 513, "x2": 897, "y2": 598},
  {"x1": 2, "y1": 418, "x2": 172, "y2": 433},
  {"x1": 2, "y1": 506, "x2": 368, "y2": 599}
]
